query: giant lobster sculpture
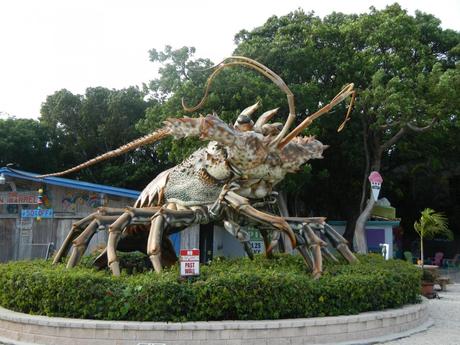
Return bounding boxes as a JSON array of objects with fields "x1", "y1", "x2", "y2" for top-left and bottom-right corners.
[{"x1": 41, "y1": 56, "x2": 358, "y2": 278}]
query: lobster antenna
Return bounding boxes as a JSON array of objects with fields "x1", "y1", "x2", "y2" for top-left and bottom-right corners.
[
  {"x1": 278, "y1": 83, "x2": 355, "y2": 149},
  {"x1": 36, "y1": 128, "x2": 170, "y2": 178},
  {"x1": 182, "y1": 56, "x2": 296, "y2": 147}
]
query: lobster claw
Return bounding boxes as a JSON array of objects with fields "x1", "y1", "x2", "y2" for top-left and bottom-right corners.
[{"x1": 223, "y1": 190, "x2": 297, "y2": 248}]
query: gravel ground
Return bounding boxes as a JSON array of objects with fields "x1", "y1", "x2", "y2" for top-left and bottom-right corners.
[{"x1": 380, "y1": 282, "x2": 460, "y2": 345}]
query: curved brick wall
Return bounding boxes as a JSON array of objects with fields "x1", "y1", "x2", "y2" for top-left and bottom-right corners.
[{"x1": 0, "y1": 302, "x2": 430, "y2": 345}]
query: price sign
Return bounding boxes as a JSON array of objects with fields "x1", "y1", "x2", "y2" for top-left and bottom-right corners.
[{"x1": 180, "y1": 249, "x2": 200, "y2": 277}]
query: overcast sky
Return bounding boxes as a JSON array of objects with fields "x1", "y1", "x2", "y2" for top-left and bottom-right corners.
[{"x1": 0, "y1": 0, "x2": 459, "y2": 119}]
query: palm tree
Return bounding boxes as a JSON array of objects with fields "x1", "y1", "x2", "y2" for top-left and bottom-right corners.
[{"x1": 414, "y1": 208, "x2": 452, "y2": 267}]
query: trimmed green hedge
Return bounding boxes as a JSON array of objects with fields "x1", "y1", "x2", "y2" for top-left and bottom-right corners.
[{"x1": 0, "y1": 254, "x2": 421, "y2": 321}]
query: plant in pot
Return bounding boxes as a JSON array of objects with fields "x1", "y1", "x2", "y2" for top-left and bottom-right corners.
[
  {"x1": 414, "y1": 208, "x2": 452, "y2": 268},
  {"x1": 414, "y1": 208, "x2": 452, "y2": 297},
  {"x1": 421, "y1": 268, "x2": 436, "y2": 297}
]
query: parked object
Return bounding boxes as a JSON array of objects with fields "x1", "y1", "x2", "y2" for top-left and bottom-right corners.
[
  {"x1": 445, "y1": 254, "x2": 460, "y2": 268},
  {"x1": 431, "y1": 252, "x2": 444, "y2": 267},
  {"x1": 404, "y1": 251, "x2": 416, "y2": 264},
  {"x1": 436, "y1": 276, "x2": 451, "y2": 292}
]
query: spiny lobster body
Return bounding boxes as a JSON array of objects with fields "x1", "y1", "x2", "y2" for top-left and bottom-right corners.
[{"x1": 45, "y1": 56, "x2": 357, "y2": 277}]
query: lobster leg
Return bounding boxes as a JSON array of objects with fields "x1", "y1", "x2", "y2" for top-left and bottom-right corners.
[
  {"x1": 66, "y1": 216, "x2": 119, "y2": 268},
  {"x1": 297, "y1": 245, "x2": 315, "y2": 271},
  {"x1": 323, "y1": 223, "x2": 358, "y2": 263},
  {"x1": 53, "y1": 212, "x2": 97, "y2": 264},
  {"x1": 106, "y1": 206, "x2": 162, "y2": 275},
  {"x1": 223, "y1": 190, "x2": 297, "y2": 248},
  {"x1": 147, "y1": 204, "x2": 205, "y2": 273},
  {"x1": 53, "y1": 207, "x2": 129, "y2": 264},
  {"x1": 259, "y1": 228, "x2": 274, "y2": 258},
  {"x1": 301, "y1": 223, "x2": 327, "y2": 279},
  {"x1": 321, "y1": 246, "x2": 340, "y2": 263},
  {"x1": 223, "y1": 220, "x2": 254, "y2": 259},
  {"x1": 107, "y1": 211, "x2": 133, "y2": 276}
]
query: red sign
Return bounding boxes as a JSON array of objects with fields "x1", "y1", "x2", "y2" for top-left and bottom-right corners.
[
  {"x1": 180, "y1": 249, "x2": 200, "y2": 276},
  {"x1": 0, "y1": 192, "x2": 39, "y2": 205}
]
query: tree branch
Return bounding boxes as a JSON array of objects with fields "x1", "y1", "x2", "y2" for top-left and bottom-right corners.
[
  {"x1": 406, "y1": 118, "x2": 438, "y2": 132},
  {"x1": 379, "y1": 127, "x2": 407, "y2": 153},
  {"x1": 379, "y1": 117, "x2": 437, "y2": 154},
  {"x1": 379, "y1": 121, "x2": 400, "y2": 129},
  {"x1": 360, "y1": 116, "x2": 370, "y2": 212}
]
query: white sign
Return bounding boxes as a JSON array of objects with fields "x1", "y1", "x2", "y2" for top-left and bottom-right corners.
[
  {"x1": 247, "y1": 228, "x2": 265, "y2": 254},
  {"x1": 180, "y1": 249, "x2": 200, "y2": 277},
  {"x1": 368, "y1": 171, "x2": 383, "y2": 201},
  {"x1": 250, "y1": 241, "x2": 264, "y2": 254}
]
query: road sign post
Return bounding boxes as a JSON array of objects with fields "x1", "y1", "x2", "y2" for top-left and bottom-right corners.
[{"x1": 180, "y1": 249, "x2": 200, "y2": 277}]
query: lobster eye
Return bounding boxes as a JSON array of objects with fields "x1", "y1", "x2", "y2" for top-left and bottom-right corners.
[{"x1": 237, "y1": 115, "x2": 252, "y2": 124}]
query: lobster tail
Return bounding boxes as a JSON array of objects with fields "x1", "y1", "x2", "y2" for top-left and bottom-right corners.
[{"x1": 37, "y1": 128, "x2": 171, "y2": 178}]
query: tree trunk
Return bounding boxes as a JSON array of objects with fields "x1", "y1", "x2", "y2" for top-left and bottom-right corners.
[
  {"x1": 354, "y1": 152, "x2": 381, "y2": 254},
  {"x1": 354, "y1": 192, "x2": 376, "y2": 253},
  {"x1": 343, "y1": 211, "x2": 359, "y2": 247},
  {"x1": 420, "y1": 235, "x2": 424, "y2": 268}
]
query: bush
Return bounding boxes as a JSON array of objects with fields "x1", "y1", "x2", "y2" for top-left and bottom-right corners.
[
  {"x1": 421, "y1": 269, "x2": 436, "y2": 283},
  {"x1": 0, "y1": 254, "x2": 421, "y2": 321}
]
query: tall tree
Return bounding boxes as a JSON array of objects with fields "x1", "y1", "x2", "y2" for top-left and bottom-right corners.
[
  {"x1": 0, "y1": 117, "x2": 56, "y2": 172},
  {"x1": 135, "y1": 5, "x2": 458, "y2": 253},
  {"x1": 233, "y1": 5, "x2": 459, "y2": 250},
  {"x1": 40, "y1": 86, "x2": 151, "y2": 188}
]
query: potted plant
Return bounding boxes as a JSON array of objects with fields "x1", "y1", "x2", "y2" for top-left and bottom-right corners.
[
  {"x1": 414, "y1": 208, "x2": 452, "y2": 268},
  {"x1": 421, "y1": 269, "x2": 436, "y2": 297}
]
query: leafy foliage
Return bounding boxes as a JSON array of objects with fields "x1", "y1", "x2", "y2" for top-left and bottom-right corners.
[
  {"x1": 39, "y1": 86, "x2": 154, "y2": 189},
  {"x1": 0, "y1": 255, "x2": 421, "y2": 321},
  {"x1": 414, "y1": 208, "x2": 452, "y2": 240},
  {"x1": 137, "y1": 5, "x2": 459, "y2": 232},
  {"x1": 413, "y1": 208, "x2": 453, "y2": 264},
  {"x1": 231, "y1": 5, "x2": 460, "y2": 237},
  {"x1": 0, "y1": 118, "x2": 57, "y2": 172}
]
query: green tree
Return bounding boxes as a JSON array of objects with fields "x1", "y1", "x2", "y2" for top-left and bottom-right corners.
[
  {"x1": 414, "y1": 208, "x2": 452, "y2": 266},
  {"x1": 40, "y1": 86, "x2": 151, "y2": 188},
  {"x1": 232, "y1": 5, "x2": 460, "y2": 250},
  {"x1": 0, "y1": 117, "x2": 57, "y2": 172}
]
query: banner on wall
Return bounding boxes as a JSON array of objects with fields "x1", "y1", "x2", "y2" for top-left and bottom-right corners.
[
  {"x1": 0, "y1": 192, "x2": 39, "y2": 205},
  {"x1": 21, "y1": 208, "x2": 53, "y2": 218}
]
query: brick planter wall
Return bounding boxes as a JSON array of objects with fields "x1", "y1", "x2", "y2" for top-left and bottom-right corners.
[{"x1": 0, "y1": 302, "x2": 430, "y2": 345}]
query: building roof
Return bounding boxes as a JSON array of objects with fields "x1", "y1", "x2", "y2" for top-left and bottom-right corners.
[{"x1": 0, "y1": 167, "x2": 140, "y2": 199}]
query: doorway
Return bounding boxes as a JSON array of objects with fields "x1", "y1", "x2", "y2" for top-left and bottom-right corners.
[{"x1": 199, "y1": 223, "x2": 214, "y2": 263}]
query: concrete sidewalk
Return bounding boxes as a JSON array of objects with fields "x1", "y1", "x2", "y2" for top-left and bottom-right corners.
[{"x1": 380, "y1": 283, "x2": 460, "y2": 345}]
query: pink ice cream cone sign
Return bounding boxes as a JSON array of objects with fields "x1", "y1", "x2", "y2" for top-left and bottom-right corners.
[{"x1": 368, "y1": 171, "x2": 383, "y2": 201}]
